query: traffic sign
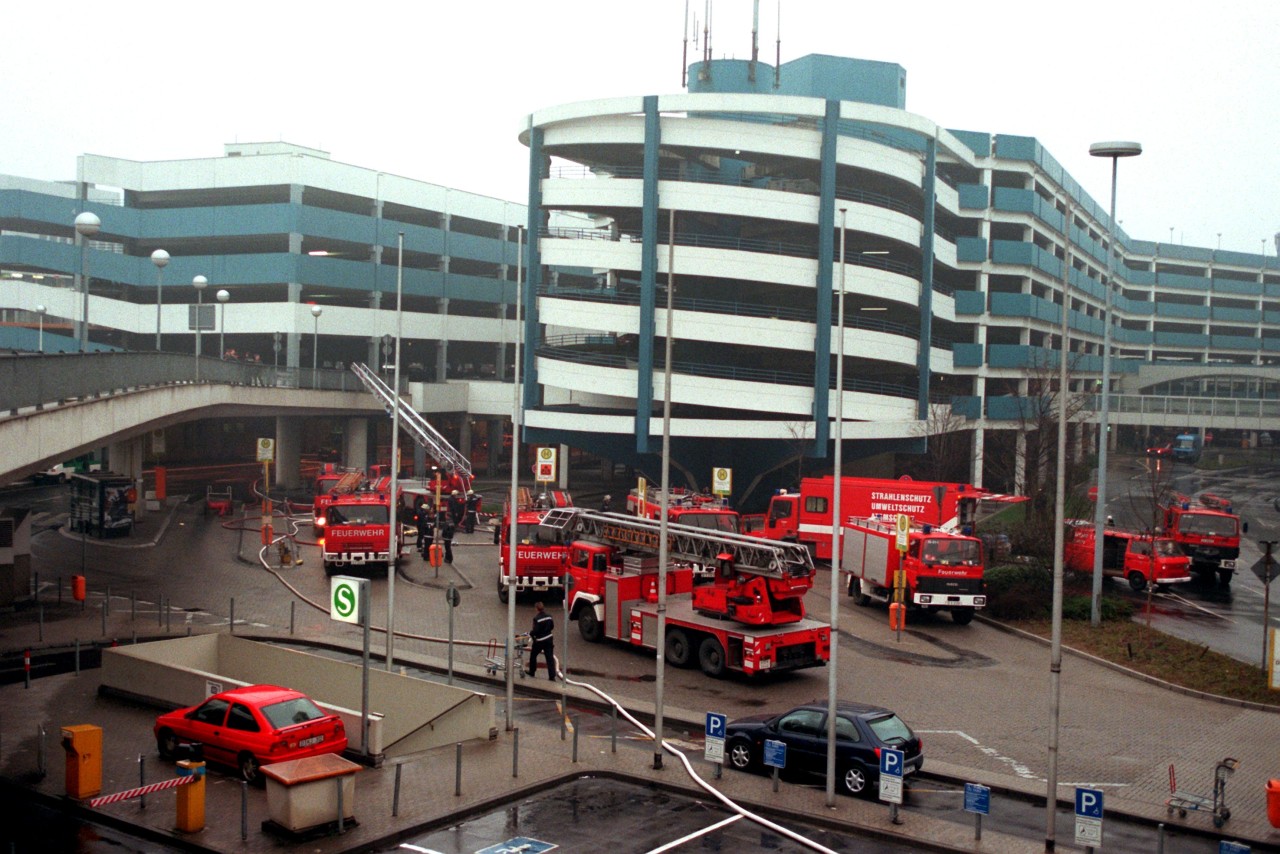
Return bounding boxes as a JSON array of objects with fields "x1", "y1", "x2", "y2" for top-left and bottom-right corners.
[
  {"x1": 704, "y1": 712, "x2": 727, "y2": 763},
  {"x1": 330, "y1": 576, "x2": 365, "y2": 625},
  {"x1": 763, "y1": 739, "x2": 786, "y2": 769},
  {"x1": 535, "y1": 447, "x2": 557, "y2": 483},
  {"x1": 476, "y1": 837, "x2": 558, "y2": 854},
  {"x1": 895, "y1": 514, "x2": 910, "y2": 552},
  {"x1": 1219, "y1": 841, "x2": 1251, "y2": 853},
  {"x1": 1074, "y1": 787, "x2": 1103, "y2": 848},
  {"x1": 879, "y1": 747, "x2": 904, "y2": 804},
  {"x1": 1251, "y1": 555, "x2": 1279, "y2": 585},
  {"x1": 712, "y1": 467, "x2": 732, "y2": 497},
  {"x1": 256, "y1": 438, "x2": 275, "y2": 462},
  {"x1": 445, "y1": 586, "x2": 461, "y2": 607},
  {"x1": 963, "y1": 782, "x2": 990, "y2": 815}
]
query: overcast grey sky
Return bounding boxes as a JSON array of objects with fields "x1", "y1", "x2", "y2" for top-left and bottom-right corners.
[{"x1": 4, "y1": 1, "x2": 1277, "y2": 254}]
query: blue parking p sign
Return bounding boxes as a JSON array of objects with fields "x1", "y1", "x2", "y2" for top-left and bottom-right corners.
[
  {"x1": 880, "y1": 748, "x2": 904, "y2": 778},
  {"x1": 705, "y1": 713, "x2": 726, "y2": 739},
  {"x1": 1075, "y1": 787, "x2": 1104, "y2": 819}
]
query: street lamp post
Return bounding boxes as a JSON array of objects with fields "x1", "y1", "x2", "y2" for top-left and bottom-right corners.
[
  {"x1": 216, "y1": 289, "x2": 230, "y2": 359},
  {"x1": 151, "y1": 249, "x2": 170, "y2": 351},
  {"x1": 74, "y1": 211, "x2": 101, "y2": 352},
  {"x1": 36, "y1": 304, "x2": 46, "y2": 353},
  {"x1": 1088, "y1": 141, "x2": 1141, "y2": 628},
  {"x1": 192, "y1": 276, "x2": 207, "y2": 381},
  {"x1": 311, "y1": 305, "x2": 323, "y2": 388}
]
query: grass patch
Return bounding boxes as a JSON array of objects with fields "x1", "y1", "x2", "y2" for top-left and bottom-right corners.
[{"x1": 1004, "y1": 616, "x2": 1279, "y2": 707}]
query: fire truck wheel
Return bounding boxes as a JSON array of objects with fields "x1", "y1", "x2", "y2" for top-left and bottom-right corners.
[
  {"x1": 665, "y1": 629, "x2": 692, "y2": 667},
  {"x1": 726, "y1": 737, "x2": 754, "y2": 770},
  {"x1": 849, "y1": 578, "x2": 871, "y2": 606},
  {"x1": 1127, "y1": 571, "x2": 1147, "y2": 593},
  {"x1": 951, "y1": 608, "x2": 974, "y2": 626},
  {"x1": 698, "y1": 637, "x2": 726, "y2": 678},
  {"x1": 497, "y1": 579, "x2": 510, "y2": 605},
  {"x1": 840, "y1": 764, "x2": 869, "y2": 796},
  {"x1": 1217, "y1": 568, "x2": 1233, "y2": 586},
  {"x1": 577, "y1": 606, "x2": 603, "y2": 643},
  {"x1": 493, "y1": 527, "x2": 501, "y2": 545}
]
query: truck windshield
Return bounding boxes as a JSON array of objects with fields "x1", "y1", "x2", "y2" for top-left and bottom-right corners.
[
  {"x1": 920, "y1": 538, "x2": 981, "y2": 565},
  {"x1": 677, "y1": 512, "x2": 740, "y2": 534},
  {"x1": 515, "y1": 523, "x2": 558, "y2": 544},
  {"x1": 1179, "y1": 513, "x2": 1236, "y2": 538},
  {"x1": 328, "y1": 505, "x2": 388, "y2": 525}
]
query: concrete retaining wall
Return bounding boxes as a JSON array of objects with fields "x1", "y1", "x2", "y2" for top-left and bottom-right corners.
[{"x1": 101, "y1": 635, "x2": 495, "y2": 760}]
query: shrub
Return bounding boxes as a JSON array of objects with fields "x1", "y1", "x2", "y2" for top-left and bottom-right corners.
[{"x1": 984, "y1": 562, "x2": 1053, "y2": 620}]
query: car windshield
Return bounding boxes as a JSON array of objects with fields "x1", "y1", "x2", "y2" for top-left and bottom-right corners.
[
  {"x1": 677, "y1": 512, "x2": 740, "y2": 534},
  {"x1": 920, "y1": 538, "x2": 981, "y2": 565},
  {"x1": 866, "y1": 713, "x2": 914, "y2": 746},
  {"x1": 1179, "y1": 513, "x2": 1236, "y2": 537},
  {"x1": 328, "y1": 504, "x2": 388, "y2": 525},
  {"x1": 1154, "y1": 539, "x2": 1182, "y2": 556},
  {"x1": 261, "y1": 696, "x2": 326, "y2": 730}
]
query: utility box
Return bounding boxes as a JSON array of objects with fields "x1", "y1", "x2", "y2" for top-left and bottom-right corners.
[
  {"x1": 261, "y1": 753, "x2": 360, "y2": 834},
  {"x1": 60, "y1": 724, "x2": 102, "y2": 799}
]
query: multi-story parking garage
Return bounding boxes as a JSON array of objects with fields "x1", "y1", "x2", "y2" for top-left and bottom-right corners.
[
  {"x1": 3, "y1": 55, "x2": 1278, "y2": 505},
  {"x1": 517, "y1": 53, "x2": 1280, "y2": 502}
]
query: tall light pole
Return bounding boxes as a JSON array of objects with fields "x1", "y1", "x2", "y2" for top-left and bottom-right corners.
[
  {"x1": 192, "y1": 276, "x2": 207, "y2": 380},
  {"x1": 310, "y1": 305, "x2": 323, "y2": 387},
  {"x1": 1088, "y1": 141, "x2": 1141, "y2": 628},
  {"x1": 151, "y1": 249, "x2": 170, "y2": 351},
  {"x1": 216, "y1": 289, "x2": 230, "y2": 358},
  {"x1": 826, "y1": 209, "x2": 848, "y2": 806},
  {"x1": 74, "y1": 211, "x2": 101, "y2": 352},
  {"x1": 386, "y1": 233, "x2": 404, "y2": 671},
  {"x1": 36, "y1": 304, "x2": 46, "y2": 353}
]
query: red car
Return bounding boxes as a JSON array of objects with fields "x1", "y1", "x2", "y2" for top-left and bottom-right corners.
[
  {"x1": 1146, "y1": 443, "x2": 1174, "y2": 459},
  {"x1": 154, "y1": 685, "x2": 347, "y2": 782}
]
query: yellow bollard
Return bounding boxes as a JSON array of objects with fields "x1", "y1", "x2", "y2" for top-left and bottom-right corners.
[
  {"x1": 175, "y1": 760, "x2": 206, "y2": 833},
  {"x1": 60, "y1": 724, "x2": 103, "y2": 799}
]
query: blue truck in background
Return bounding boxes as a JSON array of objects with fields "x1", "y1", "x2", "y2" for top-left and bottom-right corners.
[{"x1": 1172, "y1": 433, "x2": 1203, "y2": 463}]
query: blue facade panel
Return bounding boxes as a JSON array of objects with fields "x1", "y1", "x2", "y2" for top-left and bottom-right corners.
[
  {"x1": 1212, "y1": 306, "x2": 1261, "y2": 323},
  {"x1": 1156, "y1": 302, "x2": 1209, "y2": 319},
  {"x1": 955, "y1": 237, "x2": 987, "y2": 262},
  {"x1": 953, "y1": 290, "x2": 985, "y2": 315},
  {"x1": 952, "y1": 343, "x2": 983, "y2": 367}
]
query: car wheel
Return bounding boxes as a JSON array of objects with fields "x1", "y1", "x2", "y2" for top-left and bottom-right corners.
[
  {"x1": 665, "y1": 629, "x2": 691, "y2": 668},
  {"x1": 156, "y1": 728, "x2": 178, "y2": 760},
  {"x1": 698, "y1": 637, "x2": 726, "y2": 678},
  {"x1": 1217, "y1": 568, "x2": 1233, "y2": 587},
  {"x1": 577, "y1": 606, "x2": 603, "y2": 643},
  {"x1": 1127, "y1": 571, "x2": 1147, "y2": 593},
  {"x1": 727, "y1": 737, "x2": 754, "y2": 771},
  {"x1": 238, "y1": 752, "x2": 261, "y2": 784},
  {"x1": 951, "y1": 608, "x2": 974, "y2": 625},
  {"x1": 840, "y1": 764, "x2": 869, "y2": 796}
]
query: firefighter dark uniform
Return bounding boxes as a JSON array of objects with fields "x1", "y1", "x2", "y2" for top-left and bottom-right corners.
[
  {"x1": 464, "y1": 491, "x2": 480, "y2": 534},
  {"x1": 527, "y1": 602, "x2": 556, "y2": 680},
  {"x1": 440, "y1": 511, "x2": 456, "y2": 564}
]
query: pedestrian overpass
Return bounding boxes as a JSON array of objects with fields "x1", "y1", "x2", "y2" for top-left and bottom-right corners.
[{"x1": 0, "y1": 352, "x2": 515, "y2": 490}]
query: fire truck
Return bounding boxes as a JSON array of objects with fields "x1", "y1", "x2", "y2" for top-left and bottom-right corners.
[
  {"x1": 626, "y1": 486, "x2": 740, "y2": 533},
  {"x1": 1160, "y1": 493, "x2": 1246, "y2": 586},
  {"x1": 1063, "y1": 522, "x2": 1192, "y2": 592},
  {"x1": 540, "y1": 508, "x2": 831, "y2": 678},
  {"x1": 496, "y1": 488, "x2": 575, "y2": 603},
  {"x1": 842, "y1": 517, "x2": 986, "y2": 625},
  {"x1": 312, "y1": 468, "x2": 365, "y2": 532},
  {"x1": 742, "y1": 476, "x2": 984, "y2": 560},
  {"x1": 320, "y1": 483, "x2": 394, "y2": 574}
]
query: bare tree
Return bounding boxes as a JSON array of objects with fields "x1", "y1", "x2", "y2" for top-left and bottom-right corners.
[{"x1": 906, "y1": 402, "x2": 974, "y2": 483}]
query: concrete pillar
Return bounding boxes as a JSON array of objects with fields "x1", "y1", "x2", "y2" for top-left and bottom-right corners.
[
  {"x1": 414, "y1": 444, "x2": 426, "y2": 478},
  {"x1": 368, "y1": 290, "x2": 383, "y2": 369},
  {"x1": 559, "y1": 443, "x2": 570, "y2": 490},
  {"x1": 969, "y1": 427, "x2": 985, "y2": 489},
  {"x1": 345, "y1": 417, "x2": 369, "y2": 472},
  {"x1": 108, "y1": 437, "x2": 147, "y2": 519},
  {"x1": 286, "y1": 282, "x2": 302, "y2": 371},
  {"x1": 488, "y1": 420, "x2": 504, "y2": 477},
  {"x1": 458, "y1": 417, "x2": 473, "y2": 462},
  {"x1": 436, "y1": 297, "x2": 450, "y2": 382},
  {"x1": 274, "y1": 416, "x2": 303, "y2": 490}
]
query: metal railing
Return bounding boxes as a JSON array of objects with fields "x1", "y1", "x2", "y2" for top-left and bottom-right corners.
[{"x1": 1096, "y1": 393, "x2": 1280, "y2": 420}]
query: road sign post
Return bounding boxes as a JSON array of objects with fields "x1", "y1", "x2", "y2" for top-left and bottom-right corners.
[
  {"x1": 880, "y1": 747, "x2": 904, "y2": 824},
  {"x1": 1075, "y1": 787, "x2": 1104, "y2": 850},
  {"x1": 963, "y1": 782, "x2": 990, "y2": 840},
  {"x1": 705, "y1": 712, "x2": 726, "y2": 777},
  {"x1": 763, "y1": 738, "x2": 786, "y2": 793},
  {"x1": 330, "y1": 576, "x2": 371, "y2": 755}
]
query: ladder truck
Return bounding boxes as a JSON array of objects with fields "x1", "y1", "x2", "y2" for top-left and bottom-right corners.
[{"x1": 539, "y1": 508, "x2": 831, "y2": 679}]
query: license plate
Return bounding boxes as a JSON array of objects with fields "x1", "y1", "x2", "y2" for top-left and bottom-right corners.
[{"x1": 298, "y1": 735, "x2": 324, "y2": 747}]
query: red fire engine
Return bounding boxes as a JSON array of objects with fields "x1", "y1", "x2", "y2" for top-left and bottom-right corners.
[
  {"x1": 843, "y1": 517, "x2": 986, "y2": 625},
  {"x1": 313, "y1": 468, "x2": 365, "y2": 532},
  {"x1": 626, "y1": 486, "x2": 740, "y2": 534},
  {"x1": 1160, "y1": 494, "x2": 1246, "y2": 586},
  {"x1": 540, "y1": 508, "x2": 830, "y2": 678},
  {"x1": 496, "y1": 488, "x2": 575, "y2": 603},
  {"x1": 1063, "y1": 522, "x2": 1192, "y2": 591},
  {"x1": 742, "y1": 476, "x2": 985, "y2": 559},
  {"x1": 320, "y1": 483, "x2": 393, "y2": 574}
]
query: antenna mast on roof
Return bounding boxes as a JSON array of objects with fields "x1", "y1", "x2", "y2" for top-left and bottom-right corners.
[
  {"x1": 698, "y1": 0, "x2": 711, "y2": 81},
  {"x1": 774, "y1": 0, "x2": 782, "y2": 89},
  {"x1": 682, "y1": 0, "x2": 690, "y2": 87},
  {"x1": 750, "y1": 0, "x2": 759, "y2": 82}
]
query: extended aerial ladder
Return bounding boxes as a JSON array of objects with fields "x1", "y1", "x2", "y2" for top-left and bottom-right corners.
[
  {"x1": 538, "y1": 507, "x2": 813, "y2": 579},
  {"x1": 350, "y1": 362, "x2": 472, "y2": 484}
]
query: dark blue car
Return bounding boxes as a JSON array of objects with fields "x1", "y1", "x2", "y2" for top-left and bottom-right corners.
[{"x1": 724, "y1": 701, "x2": 923, "y2": 796}]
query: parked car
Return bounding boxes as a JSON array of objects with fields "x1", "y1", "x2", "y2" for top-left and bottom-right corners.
[
  {"x1": 724, "y1": 701, "x2": 923, "y2": 797},
  {"x1": 154, "y1": 685, "x2": 347, "y2": 782},
  {"x1": 31, "y1": 463, "x2": 72, "y2": 484},
  {"x1": 1145, "y1": 443, "x2": 1174, "y2": 459}
]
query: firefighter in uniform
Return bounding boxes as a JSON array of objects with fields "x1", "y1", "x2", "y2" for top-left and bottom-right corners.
[
  {"x1": 526, "y1": 601, "x2": 556, "y2": 680},
  {"x1": 464, "y1": 490, "x2": 480, "y2": 534}
]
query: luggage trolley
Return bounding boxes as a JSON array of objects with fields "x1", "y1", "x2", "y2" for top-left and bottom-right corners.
[
  {"x1": 485, "y1": 634, "x2": 530, "y2": 677},
  {"x1": 1166, "y1": 757, "x2": 1238, "y2": 828}
]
